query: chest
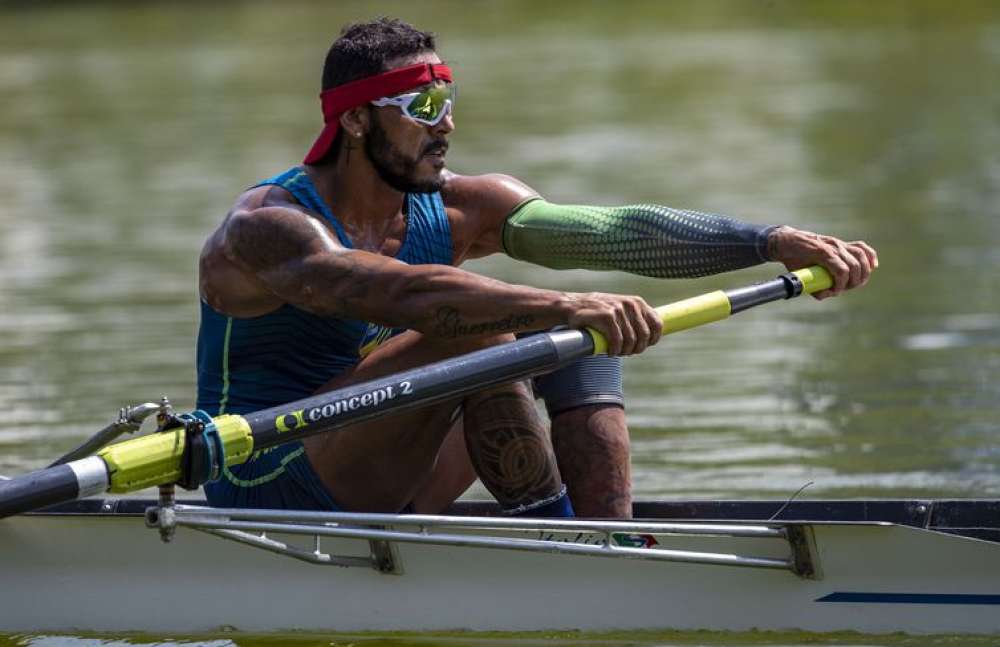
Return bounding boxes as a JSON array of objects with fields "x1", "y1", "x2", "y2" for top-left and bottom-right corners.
[{"x1": 341, "y1": 218, "x2": 408, "y2": 256}]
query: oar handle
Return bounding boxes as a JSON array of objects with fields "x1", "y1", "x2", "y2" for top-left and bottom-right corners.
[
  {"x1": 587, "y1": 265, "x2": 833, "y2": 354},
  {"x1": 794, "y1": 265, "x2": 834, "y2": 294}
]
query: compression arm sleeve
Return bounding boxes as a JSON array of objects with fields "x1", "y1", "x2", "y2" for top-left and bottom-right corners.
[{"x1": 501, "y1": 198, "x2": 778, "y2": 278}]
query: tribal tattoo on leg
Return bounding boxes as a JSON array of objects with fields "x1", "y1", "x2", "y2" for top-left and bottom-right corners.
[{"x1": 463, "y1": 383, "x2": 563, "y2": 508}]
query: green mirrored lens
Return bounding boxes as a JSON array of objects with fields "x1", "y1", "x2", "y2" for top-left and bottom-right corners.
[{"x1": 406, "y1": 84, "x2": 453, "y2": 122}]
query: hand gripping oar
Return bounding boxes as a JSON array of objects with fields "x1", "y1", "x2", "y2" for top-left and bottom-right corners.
[{"x1": 0, "y1": 266, "x2": 832, "y2": 519}]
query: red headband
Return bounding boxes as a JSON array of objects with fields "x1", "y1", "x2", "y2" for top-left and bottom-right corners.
[{"x1": 303, "y1": 62, "x2": 453, "y2": 164}]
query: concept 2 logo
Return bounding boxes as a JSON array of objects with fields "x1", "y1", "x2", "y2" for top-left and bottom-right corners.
[{"x1": 273, "y1": 380, "x2": 415, "y2": 433}]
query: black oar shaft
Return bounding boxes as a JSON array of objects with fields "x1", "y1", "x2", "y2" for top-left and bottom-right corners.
[
  {"x1": 246, "y1": 328, "x2": 595, "y2": 450},
  {"x1": 725, "y1": 272, "x2": 803, "y2": 314},
  {"x1": 0, "y1": 456, "x2": 107, "y2": 517},
  {"x1": 0, "y1": 465, "x2": 77, "y2": 517}
]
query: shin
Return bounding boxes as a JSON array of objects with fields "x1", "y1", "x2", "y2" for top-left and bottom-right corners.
[
  {"x1": 551, "y1": 404, "x2": 631, "y2": 518},
  {"x1": 463, "y1": 381, "x2": 572, "y2": 517}
]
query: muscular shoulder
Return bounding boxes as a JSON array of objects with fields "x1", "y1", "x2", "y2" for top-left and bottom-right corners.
[
  {"x1": 441, "y1": 171, "x2": 540, "y2": 263},
  {"x1": 441, "y1": 171, "x2": 538, "y2": 217},
  {"x1": 199, "y1": 185, "x2": 341, "y2": 316},
  {"x1": 219, "y1": 184, "x2": 340, "y2": 262}
]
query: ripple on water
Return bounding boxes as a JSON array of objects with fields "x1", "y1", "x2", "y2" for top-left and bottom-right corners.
[
  {"x1": 901, "y1": 313, "x2": 1000, "y2": 351},
  {"x1": 901, "y1": 332, "x2": 976, "y2": 351},
  {"x1": 7, "y1": 633, "x2": 1000, "y2": 647}
]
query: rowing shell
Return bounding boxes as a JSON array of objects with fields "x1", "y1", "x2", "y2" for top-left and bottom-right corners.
[{"x1": 2, "y1": 498, "x2": 999, "y2": 635}]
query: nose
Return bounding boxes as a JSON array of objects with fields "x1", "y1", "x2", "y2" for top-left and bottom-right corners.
[{"x1": 432, "y1": 104, "x2": 455, "y2": 135}]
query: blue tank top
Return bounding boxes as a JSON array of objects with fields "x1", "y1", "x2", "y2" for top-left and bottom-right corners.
[{"x1": 196, "y1": 167, "x2": 454, "y2": 416}]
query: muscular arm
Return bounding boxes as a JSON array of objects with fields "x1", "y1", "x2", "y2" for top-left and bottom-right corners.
[
  {"x1": 221, "y1": 204, "x2": 571, "y2": 339},
  {"x1": 502, "y1": 200, "x2": 775, "y2": 278},
  {"x1": 443, "y1": 172, "x2": 772, "y2": 276},
  {"x1": 443, "y1": 172, "x2": 877, "y2": 296}
]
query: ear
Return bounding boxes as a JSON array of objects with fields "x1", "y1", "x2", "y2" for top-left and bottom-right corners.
[{"x1": 339, "y1": 106, "x2": 371, "y2": 139}]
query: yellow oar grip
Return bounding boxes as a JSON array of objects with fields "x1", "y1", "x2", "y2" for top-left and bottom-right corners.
[
  {"x1": 586, "y1": 327, "x2": 609, "y2": 355},
  {"x1": 656, "y1": 290, "x2": 732, "y2": 334},
  {"x1": 586, "y1": 266, "x2": 831, "y2": 355},
  {"x1": 794, "y1": 265, "x2": 834, "y2": 294},
  {"x1": 98, "y1": 415, "x2": 254, "y2": 493},
  {"x1": 587, "y1": 290, "x2": 732, "y2": 355}
]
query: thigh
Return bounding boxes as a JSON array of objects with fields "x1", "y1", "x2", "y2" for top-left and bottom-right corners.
[
  {"x1": 409, "y1": 416, "x2": 477, "y2": 514},
  {"x1": 205, "y1": 441, "x2": 340, "y2": 511},
  {"x1": 303, "y1": 330, "x2": 504, "y2": 513}
]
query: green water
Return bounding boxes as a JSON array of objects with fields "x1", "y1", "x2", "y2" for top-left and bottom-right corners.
[
  {"x1": 4, "y1": 631, "x2": 1000, "y2": 647},
  {"x1": 1, "y1": 0, "x2": 999, "y2": 644}
]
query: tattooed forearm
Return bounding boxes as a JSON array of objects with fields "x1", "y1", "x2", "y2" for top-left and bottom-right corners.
[
  {"x1": 463, "y1": 386, "x2": 562, "y2": 507},
  {"x1": 222, "y1": 201, "x2": 563, "y2": 332},
  {"x1": 433, "y1": 307, "x2": 535, "y2": 338}
]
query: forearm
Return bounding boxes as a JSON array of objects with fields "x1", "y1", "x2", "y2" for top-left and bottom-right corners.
[
  {"x1": 502, "y1": 199, "x2": 777, "y2": 278},
  {"x1": 378, "y1": 265, "x2": 571, "y2": 339},
  {"x1": 223, "y1": 205, "x2": 573, "y2": 340},
  {"x1": 290, "y1": 253, "x2": 570, "y2": 339}
]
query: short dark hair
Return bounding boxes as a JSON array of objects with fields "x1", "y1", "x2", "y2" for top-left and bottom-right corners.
[{"x1": 321, "y1": 18, "x2": 437, "y2": 91}]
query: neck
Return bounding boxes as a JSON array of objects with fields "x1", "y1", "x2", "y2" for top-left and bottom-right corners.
[{"x1": 307, "y1": 143, "x2": 406, "y2": 237}]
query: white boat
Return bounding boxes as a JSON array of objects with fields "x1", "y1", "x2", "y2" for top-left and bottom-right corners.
[
  {"x1": 6, "y1": 267, "x2": 988, "y2": 637},
  {"x1": 2, "y1": 497, "x2": 999, "y2": 635}
]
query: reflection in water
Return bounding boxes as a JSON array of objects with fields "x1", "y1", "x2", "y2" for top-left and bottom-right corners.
[{"x1": 0, "y1": 1, "x2": 998, "y2": 504}]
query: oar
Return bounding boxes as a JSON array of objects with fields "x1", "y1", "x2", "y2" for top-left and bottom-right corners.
[{"x1": 0, "y1": 266, "x2": 832, "y2": 519}]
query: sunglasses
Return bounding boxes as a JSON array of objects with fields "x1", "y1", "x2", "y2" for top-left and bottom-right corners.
[{"x1": 370, "y1": 83, "x2": 455, "y2": 126}]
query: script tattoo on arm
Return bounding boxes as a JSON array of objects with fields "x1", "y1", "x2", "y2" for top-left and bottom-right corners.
[
  {"x1": 433, "y1": 307, "x2": 536, "y2": 338},
  {"x1": 462, "y1": 385, "x2": 563, "y2": 507}
]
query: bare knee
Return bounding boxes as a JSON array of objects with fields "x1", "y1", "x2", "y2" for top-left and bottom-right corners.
[{"x1": 552, "y1": 404, "x2": 628, "y2": 451}]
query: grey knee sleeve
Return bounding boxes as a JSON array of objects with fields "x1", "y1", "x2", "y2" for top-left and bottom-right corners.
[{"x1": 532, "y1": 353, "x2": 624, "y2": 417}]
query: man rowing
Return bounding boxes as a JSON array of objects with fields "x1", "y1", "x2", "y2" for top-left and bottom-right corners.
[{"x1": 196, "y1": 18, "x2": 877, "y2": 518}]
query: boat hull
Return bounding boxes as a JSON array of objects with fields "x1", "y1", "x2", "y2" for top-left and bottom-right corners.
[{"x1": 2, "y1": 500, "x2": 999, "y2": 635}]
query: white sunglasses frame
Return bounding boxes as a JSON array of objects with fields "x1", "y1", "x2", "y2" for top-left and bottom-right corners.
[{"x1": 370, "y1": 85, "x2": 455, "y2": 126}]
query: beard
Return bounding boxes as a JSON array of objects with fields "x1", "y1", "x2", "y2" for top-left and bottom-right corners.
[{"x1": 364, "y1": 118, "x2": 446, "y2": 194}]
